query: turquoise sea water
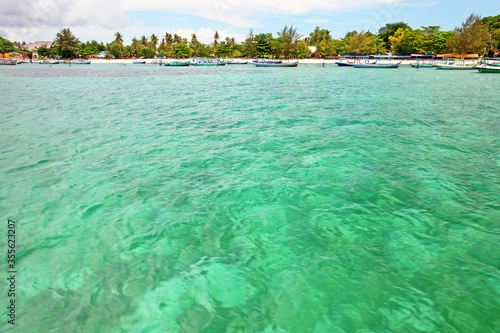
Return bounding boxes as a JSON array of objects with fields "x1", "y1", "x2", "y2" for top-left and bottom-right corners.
[{"x1": 0, "y1": 63, "x2": 499, "y2": 332}]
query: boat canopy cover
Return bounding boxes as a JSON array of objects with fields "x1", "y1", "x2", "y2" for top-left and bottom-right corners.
[{"x1": 436, "y1": 53, "x2": 479, "y2": 58}]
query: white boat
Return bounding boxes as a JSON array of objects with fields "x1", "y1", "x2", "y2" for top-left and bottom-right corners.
[
  {"x1": 335, "y1": 58, "x2": 374, "y2": 66},
  {"x1": 435, "y1": 59, "x2": 477, "y2": 70},
  {"x1": 254, "y1": 61, "x2": 298, "y2": 67}
]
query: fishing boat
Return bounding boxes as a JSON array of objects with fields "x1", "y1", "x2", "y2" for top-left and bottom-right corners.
[
  {"x1": 352, "y1": 61, "x2": 401, "y2": 69},
  {"x1": 254, "y1": 61, "x2": 298, "y2": 67},
  {"x1": 75, "y1": 61, "x2": 91, "y2": 65},
  {"x1": 133, "y1": 60, "x2": 146, "y2": 64},
  {"x1": 253, "y1": 58, "x2": 282, "y2": 64},
  {"x1": 435, "y1": 58, "x2": 477, "y2": 70},
  {"x1": 227, "y1": 61, "x2": 248, "y2": 65},
  {"x1": 335, "y1": 59, "x2": 374, "y2": 66},
  {"x1": 192, "y1": 62, "x2": 218, "y2": 66},
  {"x1": 163, "y1": 61, "x2": 190, "y2": 66},
  {"x1": 435, "y1": 64, "x2": 476, "y2": 70},
  {"x1": 39, "y1": 61, "x2": 60, "y2": 65},
  {"x1": 476, "y1": 64, "x2": 500, "y2": 73},
  {"x1": 191, "y1": 58, "x2": 226, "y2": 66},
  {"x1": 0, "y1": 59, "x2": 17, "y2": 65},
  {"x1": 411, "y1": 64, "x2": 434, "y2": 68}
]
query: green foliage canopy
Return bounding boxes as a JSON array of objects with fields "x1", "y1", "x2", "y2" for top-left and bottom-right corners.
[
  {"x1": 173, "y1": 43, "x2": 190, "y2": 58},
  {"x1": 54, "y1": 28, "x2": 80, "y2": 57},
  {"x1": 0, "y1": 36, "x2": 15, "y2": 53}
]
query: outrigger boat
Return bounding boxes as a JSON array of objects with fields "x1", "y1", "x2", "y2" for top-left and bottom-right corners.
[
  {"x1": 411, "y1": 64, "x2": 434, "y2": 68},
  {"x1": 352, "y1": 61, "x2": 401, "y2": 68},
  {"x1": 435, "y1": 64, "x2": 476, "y2": 70},
  {"x1": 163, "y1": 61, "x2": 190, "y2": 66},
  {"x1": 191, "y1": 58, "x2": 226, "y2": 66},
  {"x1": 476, "y1": 64, "x2": 500, "y2": 73},
  {"x1": 335, "y1": 55, "x2": 374, "y2": 66},
  {"x1": 0, "y1": 59, "x2": 17, "y2": 65},
  {"x1": 253, "y1": 58, "x2": 282, "y2": 64},
  {"x1": 75, "y1": 61, "x2": 91, "y2": 64},
  {"x1": 435, "y1": 58, "x2": 477, "y2": 70},
  {"x1": 335, "y1": 59, "x2": 374, "y2": 66},
  {"x1": 254, "y1": 61, "x2": 298, "y2": 67},
  {"x1": 133, "y1": 60, "x2": 146, "y2": 64}
]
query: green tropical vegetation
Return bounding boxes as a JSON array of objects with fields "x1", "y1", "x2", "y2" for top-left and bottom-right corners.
[
  {"x1": 1, "y1": 13, "x2": 499, "y2": 59},
  {"x1": 53, "y1": 28, "x2": 80, "y2": 58},
  {"x1": 0, "y1": 36, "x2": 16, "y2": 53}
]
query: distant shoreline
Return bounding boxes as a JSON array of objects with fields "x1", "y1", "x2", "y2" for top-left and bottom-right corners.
[
  {"x1": 87, "y1": 58, "x2": 339, "y2": 64},
  {"x1": 41, "y1": 58, "x2": 478, "y2": 65}
]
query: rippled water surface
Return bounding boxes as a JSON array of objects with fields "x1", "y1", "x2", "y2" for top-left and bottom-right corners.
[{"x1": 0, "y1": 63, "x2": 499, "y2": 332}]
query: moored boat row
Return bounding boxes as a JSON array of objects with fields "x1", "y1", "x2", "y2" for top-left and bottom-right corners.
[
  {"x1": 6, "y1": 58, "x2": 500, "y2": 72},
  {"x1": 157, "y1": 58, "x2": 298, "y2": 67},
  {"x1": 0, "y1": 59, "x2": 17, "y2": 65}
]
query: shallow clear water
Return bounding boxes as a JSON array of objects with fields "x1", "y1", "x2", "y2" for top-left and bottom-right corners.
[{"x1": 0, "y1": 63, "x2": 499, "y2": 332}]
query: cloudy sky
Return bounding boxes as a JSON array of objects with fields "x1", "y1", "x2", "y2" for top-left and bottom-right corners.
[{"x1": 1, "y1": 0, "x2": 498, "y2": 44}]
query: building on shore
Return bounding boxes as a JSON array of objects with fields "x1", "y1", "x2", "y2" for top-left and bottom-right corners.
[{"x1": 23, "y1": 41, "x2": 56, "y2": 59}]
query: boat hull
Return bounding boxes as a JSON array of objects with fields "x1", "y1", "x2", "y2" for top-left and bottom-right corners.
[
  {"x1": 477, "y1": 67, "x2": 500, "y2": 73},
  {"x1": 435, "y1": 65, "x2": 475, "y2": 70},
  {"x1": 255, "y1": 62, "x2": 298, "y2": 67},
  {"x1": 411, "y1": 64, "x2": 434, "y2": 68},
  {"x1": 164, "y1": 62, "x2": 190, "y2": 66},
  {"x1": 353, "y1": 64, "x2": 400, "y2": 68},
  {"x1": 227, "y1": 62, "x2": 248, "y2": 65}
]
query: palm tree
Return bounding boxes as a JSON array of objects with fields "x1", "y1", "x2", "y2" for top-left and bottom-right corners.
[
  {"x1": 141, "y1": 36, "x2": 148, "y2": 48},
  {"x1": 243, "y1": 29, "x2": 257, "y2": 57},
  {"x1": 214, "y1": 31, "x2": 220, "y2": 46},
  {"x1": 173, "y1": 34, "x2": 182, "y2": 45},
  {"x1": 150, "y1": 34, "x2": 158, "y2": 53},
  {"x1": 277, "y1": 25, "x2": 300, "y2": 58},
  {"x1": 225, "y1": 36, "x2": 236, "y2": 48},
  {"x1": 114, "y1": 32, "x2": 124, "y2": 45},
  {"x1": 165, "y1": 32, "x2": 173, "y2": 47},
  {"x1": 54, "y1": 28, "x2": 80, "y2": 58},
  {"x1": 131, "y1": 38, "x2": 141, "y2": 57},
  {"x1": 191, "y1": 33, "x2": 198, "y2": 46},
  {"x1": 113, "y1": 32, "x2": 124, "y2": 58},
  {"x1": 159, "y1": 38, "x2": 166, "y2": 52}
]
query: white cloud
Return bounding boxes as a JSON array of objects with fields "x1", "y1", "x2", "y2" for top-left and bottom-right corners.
[
  {"x1": 91, "y1": 0, "x2": 129, "y2": 29},
  {"x1": 0, "y1": 0, "x2": 410, "y2": 42},
  {"x1": 121, "y1": 0, "x2": 402, "y2": 26},
  {"x1": 0, "y1": 0, "x2": 128, "y2": 42}
]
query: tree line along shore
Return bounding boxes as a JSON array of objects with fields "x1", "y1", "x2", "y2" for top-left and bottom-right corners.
[{"x1": 1, "y1": 13, "x2": 499, "y2": 60}]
